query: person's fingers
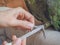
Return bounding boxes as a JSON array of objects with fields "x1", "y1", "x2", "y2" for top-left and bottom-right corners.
[
  {"x1": 14, "y1": 20, "x2": 34, "y2": 30},
  {"x1": 8, "y1": 19, "x2": 34, "y2": 30},
  {"x1": 9, "y1": 7, "x2": 35, "y2": 25},
  {"x1": 3, "y1": 7, "x2": 34, "y2": 24},
  {"x1": 18, "y1": 7, "x2": 35, "y2": 24},
  {"x1": 2, "y1": 41, "x2": 7, "y2": 45},
  {"x1": 21, "y1": 38, "x2": 26, "y2": 45},
  {"x1": 5, "y1": 7, "x2": 34, "y2": 29},
  {"x1": 17, "y1": 13, "x2": 24, "y2": 20},
  {"x1": 12, "y1": 38, "x2": 21, "y2": 45},
  {"x1": 14, "y1": 7, "x2": 34, "y2": 24},
  {"x1": 12, "y1": 7, "x2": 24, "y2": 19},
  {"x1": 24, "y1": 13, "x2": 34, "y2": 24},
  {"x1": 12, "y1": 35, "x2": 17, "y2": 41},
  {"x1": 12, "y1": 35, "x2": 21, "y2": 45}
]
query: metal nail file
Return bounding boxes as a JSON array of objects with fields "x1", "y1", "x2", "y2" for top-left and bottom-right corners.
[{"x1": 6, "y1": 25, "x2": 45, "y2": 45}]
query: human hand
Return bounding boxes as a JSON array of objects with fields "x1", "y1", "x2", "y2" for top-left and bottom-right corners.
[
  {"x1": 2, "y1": 35, "x2": 26, "y2": 45},
  {"x1": 0, "y1": 7, "x2": 34, "y2": 30}
]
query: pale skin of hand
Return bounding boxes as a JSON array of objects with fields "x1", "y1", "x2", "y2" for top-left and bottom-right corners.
[
  {"x1": 0, "y1": 7, "x2": 34, "y2": 45},
  {"x1": 2, "y1": 35, "x2": 26, "y2": 45},
  {"x1": 0, "y1": 7, "x2": 34, "y2": 30}
]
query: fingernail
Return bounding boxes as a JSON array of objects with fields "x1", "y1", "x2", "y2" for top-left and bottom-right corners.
[
  {"x1": 28, "y1": 23, "x2": 34, "y2": 30},
  {"x1": 28, "y1": 23, "x2": 34, "y2": 27}
]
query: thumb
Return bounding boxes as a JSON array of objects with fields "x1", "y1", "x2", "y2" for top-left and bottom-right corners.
[
  {"x1": 12, "y1": 35, "x2": 21, "y2": 45},
  {"x1": 12, "y1": 35, "x2": 17, "y2": 41},
  {"x1": 2, "y1": 41, "x2": 7, "y2": 45}
]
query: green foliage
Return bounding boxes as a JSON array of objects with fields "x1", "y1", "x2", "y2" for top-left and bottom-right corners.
[
  {"x1": 48, "y1": 0, "x2": 60, "y2": 30},
  {"x1": 30, "y1": 0, "x2": 35, "y2": 4}
]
